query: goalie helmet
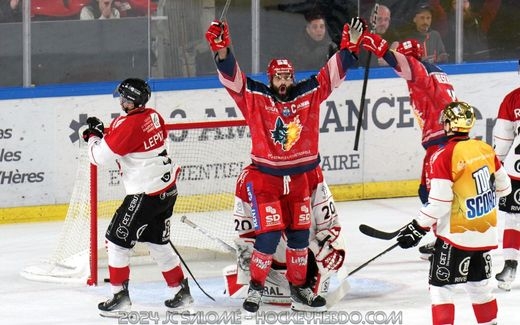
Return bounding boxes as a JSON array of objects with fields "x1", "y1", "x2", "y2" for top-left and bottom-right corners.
[
  {"x1": 441, "y1": 101, "x2": 475, "y2": 133},
  {"x1": 116, "y1": 78, "x2": 151, "y2": 108},
  {"x1": 267, "y1": 59, "x2": 294, "y2": 82},
  {"x1": 396, "y1": 39, "x2": 424, "y2": 60}
]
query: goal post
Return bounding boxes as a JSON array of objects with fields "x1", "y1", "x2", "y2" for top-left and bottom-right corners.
[{"x1": 21, "y1": 119, "x2": 250, "y2": 285}]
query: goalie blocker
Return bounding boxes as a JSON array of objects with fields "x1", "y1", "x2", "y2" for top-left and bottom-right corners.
[{"x1": 224, "y1": 165, "x2": 346, "y2": 304}]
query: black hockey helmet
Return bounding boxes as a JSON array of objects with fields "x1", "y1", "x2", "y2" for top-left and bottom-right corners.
[{"x1": 116, "y1": 78, "x2": 151, "y2": 108}]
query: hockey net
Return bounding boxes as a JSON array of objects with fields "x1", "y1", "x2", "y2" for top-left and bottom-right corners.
[{"x1": 21, "y1": 119, "x2": 250, "y2": 285}]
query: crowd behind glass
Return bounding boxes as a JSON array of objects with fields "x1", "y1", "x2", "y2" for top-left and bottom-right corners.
[{"x1": 0, "y1": 0, "x2": 518, "y2": 87}]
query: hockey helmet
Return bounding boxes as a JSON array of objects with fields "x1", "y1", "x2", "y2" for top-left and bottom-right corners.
[
  {"x1": 441, "y1": 101, "x2": 475, "y2": 133},
  {"x1": 267, "y1": 59, "x2": 294, "y2": 82},
  {"x1": 396, "y1": 39, "x2": 424, "y2": 60},
  {"x1": 116, "y1": 78, "x2": 151, "y2": 108}
]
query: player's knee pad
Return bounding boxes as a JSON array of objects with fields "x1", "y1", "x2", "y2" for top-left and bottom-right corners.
[
  {"x1": 106, "y1": 240, "x2": 132, "y2": 268},
  {"x1": 146, "y1": 242, "x2": 180, "y2": 272},
  {"x1": 286, "y1": 229, "x2": 310, "y2": 249},
  {"x1": 465, "y1": 280, "x2": 494, "y2": 304},
  {"x1": 429, "y1": 284, "x2": 456, "y2": 305},
  {"x1": 254, "y1": 231, "x2": 282, "y2": 255}
]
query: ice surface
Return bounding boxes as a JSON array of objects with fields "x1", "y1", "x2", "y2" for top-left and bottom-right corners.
[{"x1": 1, "y1": 197, "x2": 518, "y2": 324}]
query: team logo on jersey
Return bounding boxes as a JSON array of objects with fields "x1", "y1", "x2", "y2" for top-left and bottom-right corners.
[
  {"x1": 270, "y1": 116, "x2": 302, "y2": 151},
  {"x1": 466, "y1": 166, "x2": 496, "y2": 219}
]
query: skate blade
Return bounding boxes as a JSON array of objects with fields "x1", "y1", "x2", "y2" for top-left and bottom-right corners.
[
  {"x1": 166, "y1": 306, "x2": 196, "y2": 316},
  {"x1": 99, "y1": 310, "x2": 127, "y2": 318},
  {"x1": 497, "y1": 281, "x2": 512, "y2": 291},
  {"x1": 291, "y1": 303, "x2": 327, "y2": 313}
]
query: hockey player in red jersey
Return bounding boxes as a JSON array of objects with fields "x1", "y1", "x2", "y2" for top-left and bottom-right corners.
[
  {"x1": 395, "y1": 102, "x2": 511, "y2": 325},
  {"x1": 227, "y1": 165, "x2": 345, "y2": 304},
  {"x1": 205, "y1": 17, "x2": 365, "y2": 313},
  {"x1": 361, "y1": 34, "x2": 458, "y2": 257},
  {"x1": 493, "y1": 83, "x2": 520, "y2": 291},
  {"x1": 82, "y1": 78, "x2": 192, "y2": 317}
]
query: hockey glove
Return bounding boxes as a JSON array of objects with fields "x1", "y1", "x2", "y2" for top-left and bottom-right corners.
[
  {"x1": 340, "y1": 17, "x2": 367, "y2": 54},
  {"x1": 82, "y1": 116, "x2": 104, "y2": 142},
  {"x1": 309, "y1": 227, "x2": 346, "y2": 274},
  {"x1": 362, "y1": 32, "x2": 389, "y2": 58},
  {"x1": 396, "y1": 219, "x2": 427, "y2": 249},
  {"x1": 205, "y1": 20, "x2": 230, "y2": 52}
]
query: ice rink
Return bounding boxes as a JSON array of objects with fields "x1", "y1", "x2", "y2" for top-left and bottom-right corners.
[{"x1": 1, "y1": 197, "x2": 518, "y2": 325}]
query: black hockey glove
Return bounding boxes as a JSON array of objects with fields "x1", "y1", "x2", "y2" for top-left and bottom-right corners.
[
  {"x1": 82, "y1": 117, "x2": 104, "y2": 142},
  {"x1": 396, "y1": 219, "x2": 427, "y2": 249}
]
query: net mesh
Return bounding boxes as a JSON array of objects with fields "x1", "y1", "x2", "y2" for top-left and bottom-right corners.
[{"x1": 21, "y1": 121, "x2": 251, "y2": 283}]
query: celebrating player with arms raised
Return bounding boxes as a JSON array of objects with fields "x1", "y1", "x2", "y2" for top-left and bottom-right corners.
[{"x1": 205, "y1": 17, "x2": 365, "y2": 313}]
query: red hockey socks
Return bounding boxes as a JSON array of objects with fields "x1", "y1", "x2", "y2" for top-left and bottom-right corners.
[
  {"x1": 503, "y1": 229, "x2": 520, "y2": 250},
  {"x1": 249, "y1": 249, "x2": 273, "y2": 286},
  {"x1": 432, "y1": 303, "x2": 455, "y2": 325},
  {"x1": 472, "y1": 299, "x2": 497, "y2": 324},
  {"x1": 286, "y1": 247, "x2": 308, "y2": 286},
  {"x1": 162, "y1": 265, "x2": 185, "y2": 287}
]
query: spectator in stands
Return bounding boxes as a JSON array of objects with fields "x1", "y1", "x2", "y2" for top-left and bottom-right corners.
[
  {"x1": 80, "y1": 0, "x2": 120, "y2": 20},
  {"x1": 0, "y1": 0, "x2": 20, "y2": 23},
  {"x1": 445, "y1": 0, "x2": 489, "y2": 61},
  {"x1": 292, "y1": 10, "x2": 337, "y2": 71},
  {"x1": 358, "y1": 5, "x2": 401, "y2": 67},
  {"x1": 406, "y1": 3, "x2": 448, "y2": 63}
]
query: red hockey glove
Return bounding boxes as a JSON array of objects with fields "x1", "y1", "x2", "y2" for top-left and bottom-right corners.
[
  {"x1": 396, "y1": 219, "x2": 427, "y2": 249},
  {"x1": 205, "y1": 20, "x2": 230, "y2": 52},
  {"x1": 82, "y1": 117, "x2": 104, "y2": 142},
  {"x1": 340, "y1": 17, "x2": 367, "y2": 54},
  {"x1": 361, "y1": 32, "x2": 389, "y2": 58}
]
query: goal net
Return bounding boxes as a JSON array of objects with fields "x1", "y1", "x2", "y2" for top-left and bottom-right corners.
[{"x1": 20, "y1": 119, "x2": 250, "y2": 285}]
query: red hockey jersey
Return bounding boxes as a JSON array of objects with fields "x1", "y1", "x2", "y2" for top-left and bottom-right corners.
[
  {"x1": 217, "y1": 50, "x2": 354, "y2": 176},
  {"x1": 494, "y1": 87, "x2": 520, "y2": 180},
  {"x1": 87, "y1": 107, "x2": 179, "y2": 195},
  {"x1": 393, "y1": 51, "x2": 457, "y2": 148}
]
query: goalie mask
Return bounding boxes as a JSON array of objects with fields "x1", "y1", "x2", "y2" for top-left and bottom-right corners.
[
  {"x1": 441, "y1": 101, "x2": 475, "y2": 133},
  {"x1": 396, "y1": 39, "x2": 424, "y2": 60},
  {"x1": 115, "y1": 78, "x2": 151, "y2": 108}
]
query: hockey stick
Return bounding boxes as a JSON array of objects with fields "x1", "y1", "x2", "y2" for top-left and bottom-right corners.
[
  {"x1": 219, "y1": 0, "x2": 232, "y2": 21},
  {"x1": 180, "y1": 215, "x2": 286, "y2": 285},
  {"x1": 168, "y1": 240, "x2": 215, "y2": 301},
  {"x1": 326, "y1": 241, "x2": 399, "y2": 307},
  {"x1": 359, "y1": 223, "x2": 401, "y2": 240},
  {"x1": 353, "y1": 3, "x2": 379, "y2": 151}
]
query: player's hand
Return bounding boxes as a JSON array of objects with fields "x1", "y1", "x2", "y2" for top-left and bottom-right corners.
[
  {"x1": 362, "y1": 32, "x2": 389, "y2": 58},
  {"x1": 82, "y1": 117, "x2": 104, "y2": 142},
  {"x1": 205, "y1": 20, "x2": 230, "y2": 51},
  {"x1": 396, "y1": 220, "x2": 427, "y2": 249},
  {"x1": 340, "y1": 17, "x2": 367, "y2": 53}
]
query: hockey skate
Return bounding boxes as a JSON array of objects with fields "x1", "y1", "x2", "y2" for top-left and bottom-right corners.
[
  {"x1": 418, "y1": 241, "x2": 435, "y2": 261},
  {"x1": 242, "y1": 281, "x2": 264, "y2": 313},
  {"x1": 495, "y1": 260, "x2": 517, "y2": 291},
  {"x1": 289, "y1": 283, "x2": 327, "y2": 312},
  {"x1": 98, "y1": 280, "x2": 131, "y2": 318},
  {"x1": 165, "y1": 279, "x2": 194, "y2": 314}
]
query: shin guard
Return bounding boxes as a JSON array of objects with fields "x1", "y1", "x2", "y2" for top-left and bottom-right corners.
[
  {"x1": 432, "y1": 303, "x2": 455, "y2": 325},
  {"x1": 286, "y1": 248, "x2": 308, "y2": 286},
  {"x1": 472, "y1": 299, "x2": 497, "y2": 324},
  {"x1": 249, "y1": 249, "x2": 273, "y2": 286}
]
